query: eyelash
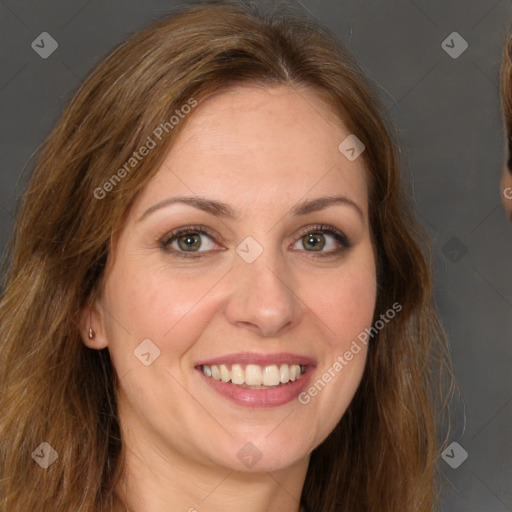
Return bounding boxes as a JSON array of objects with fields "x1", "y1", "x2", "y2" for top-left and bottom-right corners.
[{"x1": 159, "y1": 224, "x2": 351, "y2": 259}]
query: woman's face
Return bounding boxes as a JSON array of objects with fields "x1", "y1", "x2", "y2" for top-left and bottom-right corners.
[{"x1": 86, "y1": 85, "x2": 377, "y2": 474}]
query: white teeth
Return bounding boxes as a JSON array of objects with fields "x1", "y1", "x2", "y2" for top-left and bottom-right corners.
[
  {"x1": 211, "y1": 365, "x2": 221, "y2": 380},
  {"x1": 245, "y1": 364, "x2": 262, "y2": 386},
  {"x1": 279, "y1": 364, "x2": 289, "y2": 383},
  {"x1": 231, "y1": 364, "x2": 244, "y2": 385},
  {"x1": 262, "y1": 365, "x2": 280, "y2": 386},
  {"x1": 201, "y1": 363, "x2": 305, "y2": 387},
  {"x1": 220, "y1": 364, "x2": 230, "y2": 382}
]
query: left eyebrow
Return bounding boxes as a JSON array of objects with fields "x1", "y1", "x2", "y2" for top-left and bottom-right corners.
[{"x1": 291, "y1": 195, "x2": 364, "y2": 220}]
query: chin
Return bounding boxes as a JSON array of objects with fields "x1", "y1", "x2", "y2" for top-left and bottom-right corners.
[{"x1": 200, "y1": 431, "x2": 315, "y2": 473}]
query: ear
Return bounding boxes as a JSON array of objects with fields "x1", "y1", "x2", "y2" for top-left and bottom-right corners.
[{"x1": 79, "y1": 300, "x2": 109, "y2": 350}]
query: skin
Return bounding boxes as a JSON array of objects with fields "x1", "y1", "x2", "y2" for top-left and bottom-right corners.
[
  {"x1": 501, "y1": 166, "x2": 512, "y2": 219},
  {"x1": 82, "y1": 84, "x2": 377, "y2": 512}
]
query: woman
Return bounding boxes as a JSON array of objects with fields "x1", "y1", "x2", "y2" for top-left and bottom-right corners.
[
  {"x1": 0, "y1": 1, "x2": 453, "y2": 510},
  {"x1": 501, "y1": 29, "x2": 512, "y2": 219}
]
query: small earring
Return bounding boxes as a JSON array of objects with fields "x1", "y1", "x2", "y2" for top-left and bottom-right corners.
[{"x1": 88, "y1": 328, "x2": 95, "y2": 340}]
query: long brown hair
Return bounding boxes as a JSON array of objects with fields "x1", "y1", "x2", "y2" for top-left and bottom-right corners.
[
  {"x1": 0, "y1": 1, "x2": 454, "y2": 510},
  {"x1": 501, "y1": 28, "x2": 512, "y2": 170}
]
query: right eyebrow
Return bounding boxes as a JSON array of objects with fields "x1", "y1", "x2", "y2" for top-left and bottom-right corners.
[{"x1": 137, "y1": 196, "x2": 241, "y2": 223}]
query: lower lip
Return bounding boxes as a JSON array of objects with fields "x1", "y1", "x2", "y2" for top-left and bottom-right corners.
[{"x1": 197, "y1": 367, "x2": 314, "y2": 408}]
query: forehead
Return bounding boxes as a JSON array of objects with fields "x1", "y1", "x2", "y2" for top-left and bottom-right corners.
[
  {"x1": 134, "y1": 84, "x2": 369, "y2": 217},
  {"x1": 176, "y1": 84, "x2": 349, "y2": 154}
]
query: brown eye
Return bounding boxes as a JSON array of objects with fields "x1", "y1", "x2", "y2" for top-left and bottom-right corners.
[
  {"x1": 161, "y1": 226, "x2": 220, "y2": 257},
  {"x1": 302, "y1": 233, "x2": 326, "y2": 251},
  {"x1": 176, "y1": 233, "x2": 202, "y2": 251},
  {"x1": 291, "y1": 225, "x2": 351, "y2": 256}
]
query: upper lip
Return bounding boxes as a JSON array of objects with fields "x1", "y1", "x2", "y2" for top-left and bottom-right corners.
[{"x1": 195, "y1": 352, "x2": 316, "y2": 367}]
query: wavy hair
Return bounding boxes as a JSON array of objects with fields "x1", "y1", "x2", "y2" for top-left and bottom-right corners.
[
  {"x1": 502, "y1": 27, "x2": 512, "y2": 170},
  {"x1": 0, "y1": 1, "x2": 454, "y2": 510}
]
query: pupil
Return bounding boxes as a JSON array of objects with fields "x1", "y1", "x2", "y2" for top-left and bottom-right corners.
[{"x1": 178, "y1": 233, "x2": 200, "y2": 251}]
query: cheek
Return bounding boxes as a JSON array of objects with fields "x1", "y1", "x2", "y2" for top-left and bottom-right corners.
[
  {"x1": 302, "y1": 254, "x2": 377, "y2": 346},
  {"x1": 296, "y1": 255, "x2": 376, "y2": 445},
  {"x1": 102, "y1": 260, "x2": 225, "y2": 360}
]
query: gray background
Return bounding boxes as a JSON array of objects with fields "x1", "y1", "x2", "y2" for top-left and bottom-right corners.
[{"x1": 1, "y1": 0, "x2": 511, "y2": 510}]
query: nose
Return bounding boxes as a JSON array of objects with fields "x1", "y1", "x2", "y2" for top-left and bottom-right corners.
[{"x1": 223, "y1": 249, "x2": 303, "y2": 337}]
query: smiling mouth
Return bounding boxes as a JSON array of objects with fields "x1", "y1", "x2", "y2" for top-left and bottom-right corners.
[{"x1": 199, "y1": 363, "x2": 307, "y2": 389}]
